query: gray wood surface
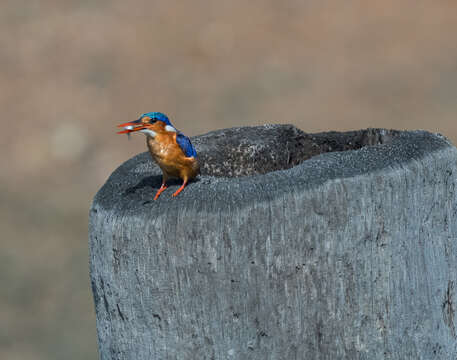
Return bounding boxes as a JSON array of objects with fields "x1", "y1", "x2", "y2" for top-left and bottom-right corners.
[{"x1": 90, "y1": 125, "x2": 457, "y2": 359}]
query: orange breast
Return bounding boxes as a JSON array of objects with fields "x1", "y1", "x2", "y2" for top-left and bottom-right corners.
[{"x1": 146, "y1": 132, "x2": 199, "y2": 180}]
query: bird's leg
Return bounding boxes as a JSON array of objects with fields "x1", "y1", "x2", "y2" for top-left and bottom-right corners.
[
  {"x1": 154, "y1": 175, "x2": 168, "y2": 200},
  {"x1": 172, "y1": 178, "x2": 188, "y2": 197}
]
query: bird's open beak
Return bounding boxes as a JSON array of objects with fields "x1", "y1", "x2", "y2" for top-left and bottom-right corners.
[{"x1": 116, "y1": 119, "x2": 144, "y2": 134}]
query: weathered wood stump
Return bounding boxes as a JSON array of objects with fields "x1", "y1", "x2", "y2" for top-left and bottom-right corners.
[{"x1": 89, "y1": 125, "x2": 457, "y2": 359}]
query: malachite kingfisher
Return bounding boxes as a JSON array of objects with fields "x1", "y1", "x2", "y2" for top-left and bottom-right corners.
[{"x1": 117, "y1": 112, "x2": 199, "y2": 200}]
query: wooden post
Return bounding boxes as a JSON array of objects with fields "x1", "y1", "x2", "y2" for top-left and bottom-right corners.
[{"x1": 89, "y1": 125, "x2": 457, "y2": 359}]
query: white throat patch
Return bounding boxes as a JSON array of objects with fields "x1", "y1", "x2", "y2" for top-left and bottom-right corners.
[{"x1": 140, "y1": 129, "x2": 157, "y2": 138}]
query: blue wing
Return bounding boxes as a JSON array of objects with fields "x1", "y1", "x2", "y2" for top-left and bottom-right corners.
[{"x1": 176, "y1": 132, "x2": 197, "y2": 158}]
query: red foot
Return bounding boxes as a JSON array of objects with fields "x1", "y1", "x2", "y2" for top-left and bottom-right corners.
[
  {"x1": 154, "y1": 184, "x2": 168, "y2": 200},
  {"x1": 172, "y1": 181, "x2": 188, "y2": 197}
]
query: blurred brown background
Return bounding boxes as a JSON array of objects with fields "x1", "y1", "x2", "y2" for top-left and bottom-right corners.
[{"x1": 1, "y1": 1, "x2": 457, "y2": 359}]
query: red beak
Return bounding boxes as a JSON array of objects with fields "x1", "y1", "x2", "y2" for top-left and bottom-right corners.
[{"x1": 116, "y1": 120, "x2": 144, "y2": 134}]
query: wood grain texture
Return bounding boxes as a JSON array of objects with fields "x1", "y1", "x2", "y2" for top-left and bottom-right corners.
[{"x1": 89, "y1": 125, "x2": 457, "y2": 359}]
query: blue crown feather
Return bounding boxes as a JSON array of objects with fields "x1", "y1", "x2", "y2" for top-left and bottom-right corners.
[{"x1": 141, "y1": 112, "x2": 172, "y2": 126}]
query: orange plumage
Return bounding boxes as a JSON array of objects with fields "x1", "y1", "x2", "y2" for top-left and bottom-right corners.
[{"x1": 117, "y1": 112, "x2": 199, "y2": 199}]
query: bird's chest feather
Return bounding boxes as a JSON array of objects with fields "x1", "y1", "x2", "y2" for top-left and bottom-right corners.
[
  {"x1": 147, "y1": 136, "x2": 171, "y2": 158},
  {"x1": 146, "y1": 135, "x2": 183, "y2": 172}
]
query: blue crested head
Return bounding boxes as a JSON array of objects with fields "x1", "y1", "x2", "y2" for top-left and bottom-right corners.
[{"x1": 141, "y1": 112, "x2": 172, "y2": 126}]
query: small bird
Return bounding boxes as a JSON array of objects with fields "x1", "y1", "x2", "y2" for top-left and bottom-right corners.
[{"x1": 117, "y1": 112, "x2": 199, "y2": 200}]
